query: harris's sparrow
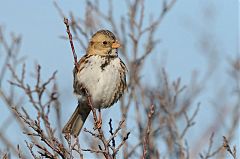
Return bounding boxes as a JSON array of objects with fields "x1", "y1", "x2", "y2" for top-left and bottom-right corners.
[{"x1": 62, "y1": 30, "x2": 127, "y2": 137}]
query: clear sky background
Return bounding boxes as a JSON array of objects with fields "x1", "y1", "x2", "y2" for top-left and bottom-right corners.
[{"x1": 0, "y1": 0, "x2": 238, "y2": 158}]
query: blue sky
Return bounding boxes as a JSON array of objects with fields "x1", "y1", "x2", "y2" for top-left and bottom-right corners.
[{"x1": 0, "y1": 0, "x2": 238, "y2": 158}]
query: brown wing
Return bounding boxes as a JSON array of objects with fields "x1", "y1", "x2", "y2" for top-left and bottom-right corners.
[
  {"x1": 109, "y1": 58, "x2": 127, "y2": 106},
  {"x1": 73, "y1": 54, "x2": 92, "y2": 95}
]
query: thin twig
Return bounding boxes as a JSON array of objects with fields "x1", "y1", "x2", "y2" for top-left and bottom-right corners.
[
  {"x1": 223, "y1": 136, "x2": 237, "y2": 159},
  {"x1": 64, "y1": 18, "x2": 79, "y2": 70}
]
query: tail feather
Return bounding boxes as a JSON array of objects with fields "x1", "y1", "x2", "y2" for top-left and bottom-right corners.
[{"x1": 62, "y1": 103, "x2": 91, "y2": 137}]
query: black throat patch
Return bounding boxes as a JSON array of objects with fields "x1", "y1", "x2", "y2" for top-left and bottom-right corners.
[{"x1": 100, "y1": 56, "x2": 116, "y2": 71}]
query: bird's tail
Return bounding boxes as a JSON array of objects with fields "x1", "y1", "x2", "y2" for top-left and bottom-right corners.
[{"x1": 62, "y1": 103, "x2": 91, "y2": 137}]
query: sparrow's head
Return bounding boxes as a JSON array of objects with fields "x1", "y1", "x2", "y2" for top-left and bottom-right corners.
[{"x1": 87, "y1": 30, "x2": 120, "y2": 56}]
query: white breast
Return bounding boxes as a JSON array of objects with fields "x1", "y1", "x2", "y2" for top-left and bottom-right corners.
[{"x1": 75, "y1": 55, "x2": 122, "y2": 108}]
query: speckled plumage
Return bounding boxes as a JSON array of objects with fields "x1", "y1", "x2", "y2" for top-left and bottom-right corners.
[{"x1": 62, "y1": 30, "x2": 127, "y2": 137}]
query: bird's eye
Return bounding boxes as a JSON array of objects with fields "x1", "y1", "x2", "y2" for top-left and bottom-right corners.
[{"x1": 103, "y1": 41, "x2": 107, "y2": 45}]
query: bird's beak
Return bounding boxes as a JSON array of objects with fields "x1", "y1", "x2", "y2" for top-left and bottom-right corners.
[{"x1": 112, "y1": 40, "x2": 121, "y2": 49}]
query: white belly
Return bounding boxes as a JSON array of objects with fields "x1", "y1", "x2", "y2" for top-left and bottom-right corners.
[{"x1": 75, "y1": 55, "x2": 122, "y2": 108}]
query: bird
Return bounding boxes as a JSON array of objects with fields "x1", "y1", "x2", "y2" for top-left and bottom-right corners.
[{"x1": 62, "y1": 30, "x2": 127, "y2": 137}]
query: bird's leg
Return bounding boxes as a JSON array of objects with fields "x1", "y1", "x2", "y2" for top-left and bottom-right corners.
[{"x1": 96, "y1": 108, "x2": 102, "y2": 129}]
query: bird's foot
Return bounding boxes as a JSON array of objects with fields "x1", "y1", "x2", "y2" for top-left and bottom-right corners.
[
  {"x1": 95, "y1": 108, "x2": 102, "y2": 129},
  {"x1": 96, "y1": 119, "x2": 102, "y2": 129}
]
